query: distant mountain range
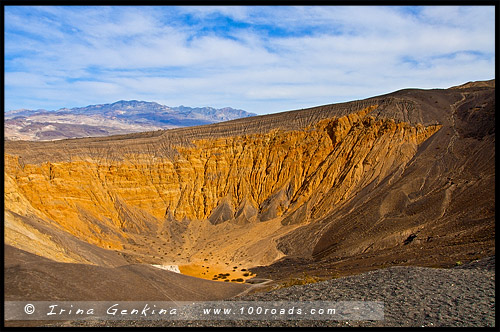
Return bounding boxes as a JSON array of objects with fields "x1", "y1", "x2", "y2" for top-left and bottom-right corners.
[{"x1": 4, "y1": 100, "x2": 256, "y2": 141}]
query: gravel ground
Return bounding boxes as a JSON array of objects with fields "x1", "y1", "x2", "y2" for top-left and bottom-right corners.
[{"x1": 41, "y1": 256, "x2": 495, "y2": 328}]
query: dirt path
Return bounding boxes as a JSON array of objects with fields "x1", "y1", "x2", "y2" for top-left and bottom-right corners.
[{"x1": 233, "y1": 278, "x2": 274, "y2": 297}]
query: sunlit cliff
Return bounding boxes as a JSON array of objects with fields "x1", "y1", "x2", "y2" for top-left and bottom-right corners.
[{"x1": 4, "y1": 81, "x2": 495, "y2": 280}]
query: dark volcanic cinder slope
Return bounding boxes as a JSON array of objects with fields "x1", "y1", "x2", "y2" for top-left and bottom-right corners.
[
  {"x1": 5, "y1": 245, "x2": 249, "y2": 301},
  {"x1": 256, "y1": 83, "x2": 495, "y2": 279},
  {"x1": 4, "y1": 80, "x2": 495, "y2": 299},
  {"x1": 39, "y1": 256, "x2": 495, "y2": 327}
]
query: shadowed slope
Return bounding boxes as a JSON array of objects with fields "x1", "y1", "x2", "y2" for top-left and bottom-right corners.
[
  {"x1": 5, "y1": 245, "x2": 249, "y2": 301},
  {"x1": 4, "y1": 80, "x2": 495, "y2": 288},
  {"x1": 254, "y1": 83, "x2": 495, "y2": 279}
]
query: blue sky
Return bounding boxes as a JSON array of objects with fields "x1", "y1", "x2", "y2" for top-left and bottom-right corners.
[{"x1": 4, "y1": 6, "x2": 495, "y2": 115}]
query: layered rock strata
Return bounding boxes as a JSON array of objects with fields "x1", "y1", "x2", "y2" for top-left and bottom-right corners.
[{"x1": 5, "y1": 105, "x2": 439, "y2": 264}]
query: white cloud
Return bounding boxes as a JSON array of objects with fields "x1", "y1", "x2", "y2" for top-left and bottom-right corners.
[
  {"x1": 5, "y1": 72, "x2": 53, "y2": 87},
  {"x1": 4, "y1": 6, "x2": 495, "y2": 114}
]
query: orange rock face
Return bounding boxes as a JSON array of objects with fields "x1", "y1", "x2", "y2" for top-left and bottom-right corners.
[{"x1": 4, "y1": 106, "x2": 441, "y2": 266}]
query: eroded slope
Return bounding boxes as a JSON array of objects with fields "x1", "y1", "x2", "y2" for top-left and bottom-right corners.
[{"x1": 4, "y1": 82, "x2": 495, "y2": 284}]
